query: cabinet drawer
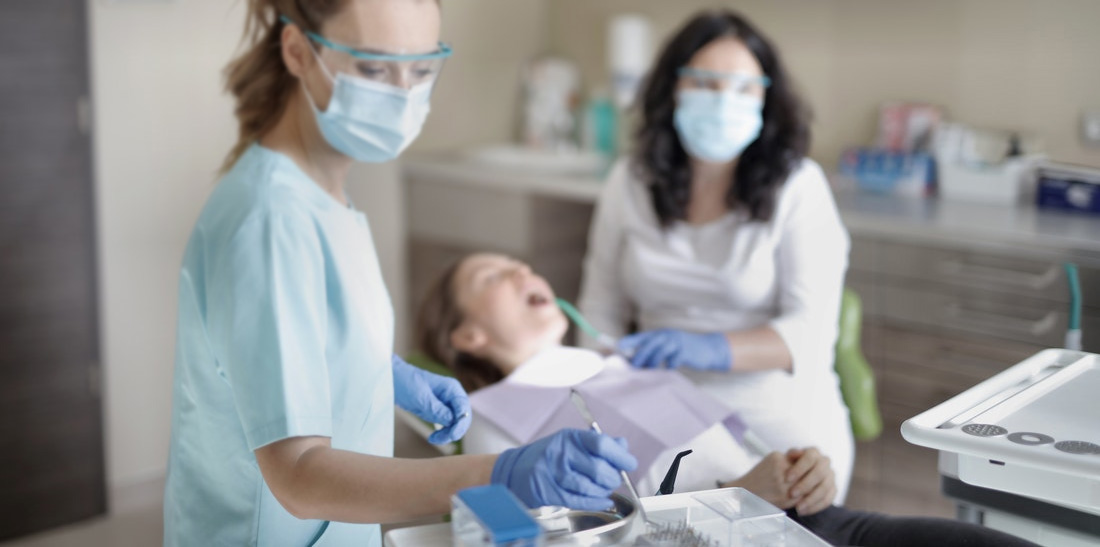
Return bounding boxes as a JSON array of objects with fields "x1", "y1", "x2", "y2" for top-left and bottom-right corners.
[
  {"x1": 845, "y1": 275, "x2": 879, "y2": 321},
  {"x1": 879, "y1": 403, "x2": 940, "y2": 492},
  {"x1": 875, "y1": 240, "x2": 1100, "y2": 307},
  {"x1": 878, "y1": 284, "x2": 1066, "y2": 347},
  {"x1": 849, "y1": 235, "x2": 877, "y2": 274},
  {"x1": 876, "y1": 402, "x2": 955, "y2": 518},
  {"x1": 872, "y1": 326, "x2": 1043, "y2": 380},
  {"x1": 872, "y1": 325, "x2": 1044, "y2": 422},
  {"x1": 879, "y1": 360, "x2": 978, "y2": 411}
]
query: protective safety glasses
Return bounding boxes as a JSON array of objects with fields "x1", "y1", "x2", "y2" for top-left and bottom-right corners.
[
  {"x1": 280, "y1": 15, "x2": 452, "y2": 88},
  {"x1": 678, "y1": 67, "x2": 771, "y2": 96}
]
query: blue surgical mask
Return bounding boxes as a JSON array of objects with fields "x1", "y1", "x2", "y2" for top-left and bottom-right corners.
[
  {"x1": 303, "y1": 53, "x2": 433, "y2": 163},
  {"x1": 673, "y1": 89, "x2": 763, "y2": 163}
]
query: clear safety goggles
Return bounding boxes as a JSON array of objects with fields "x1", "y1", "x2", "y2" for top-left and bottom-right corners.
[
  {"x1": 280, "y1": 15, "x2": 453, "y2": 88},
  {"x1": 678, "y1": 67, "x2": 771, "y2": 96}
]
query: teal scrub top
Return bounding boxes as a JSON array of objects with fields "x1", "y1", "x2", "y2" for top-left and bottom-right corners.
[{"x1": 164, "y1": 144, "x2": 395, "y2": 546}]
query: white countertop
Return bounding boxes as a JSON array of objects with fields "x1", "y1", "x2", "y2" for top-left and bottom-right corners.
[
  {"x1": 832, "y1": 189, "x2": 1100, "y2": 261},
  {"x1": 402, "y1": 155, "x2": 1100, "y2": 261}
]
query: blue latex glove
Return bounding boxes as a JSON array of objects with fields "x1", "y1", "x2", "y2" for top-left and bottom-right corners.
[
  {"x1": 618, "y1": 329, "x2": 732, "y2": 371},
  {"x1": 391, "y1": 355, "x2": 472, "y2": 444},
  {"x1": 492, "y1": 429, "x2": 638, "y2": 511}
]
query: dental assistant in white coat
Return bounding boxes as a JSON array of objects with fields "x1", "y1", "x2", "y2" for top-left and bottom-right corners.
[
  {"x1": 163, "y1": 1, "x2": 635, "y2": 545},
  {"x1": 578, "y1": 10, "x2": 854, "y2": 501}
]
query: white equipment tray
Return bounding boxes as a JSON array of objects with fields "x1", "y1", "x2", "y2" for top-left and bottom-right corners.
[
  {"x1": 902, "y1": 349, "x2": 1100, "y2": 512},
  {"x1": 384, "y1": 488, "x2": 826, "y2": 546}
]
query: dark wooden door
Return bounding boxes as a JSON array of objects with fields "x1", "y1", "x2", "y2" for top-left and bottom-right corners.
[{"x1": 0, "y1": 0, "x2": 105, "y2": 540}]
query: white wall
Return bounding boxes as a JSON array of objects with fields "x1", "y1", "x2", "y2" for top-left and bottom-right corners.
[
  {"x1": 89, "y1": 0, "x2": 549, "y2": 506},
  {"x1": 89, "y1": 0, "x2": 244, "y2": 500},
  {"x1": 413, "y1": 0, "x2": 548, "y2": 151}
]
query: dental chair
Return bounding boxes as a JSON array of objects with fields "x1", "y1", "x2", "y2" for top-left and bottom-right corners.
[{"x1": 835, "y1": 288, "x2": 882, "y2": 441}]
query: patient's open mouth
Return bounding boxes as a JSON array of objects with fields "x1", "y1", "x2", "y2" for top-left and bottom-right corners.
[{"x1": 527, "y1": 293, "x2": 549, "y2": 307}]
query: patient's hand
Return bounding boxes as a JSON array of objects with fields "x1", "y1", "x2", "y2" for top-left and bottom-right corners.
[
  {"x1": 783, "y1": 447, "x2": 835, "y2": 516},
  {"x1": 720, "y1": 452, "x2": 798, "y2": 509},
  {"x1": 720, "y1": 448, "x2": 835, "y2": 516}
]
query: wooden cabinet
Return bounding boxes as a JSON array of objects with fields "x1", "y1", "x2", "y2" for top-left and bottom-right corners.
[{"x1": 844, "y1": 235, "x2": 1098, "y2": 518}]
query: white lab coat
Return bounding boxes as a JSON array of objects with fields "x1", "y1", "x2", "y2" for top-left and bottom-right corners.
[
  {"x1": 462, "y1": 347, "x2": 760, "y2": 495},
  {"x1": 577, "y1": 158, "x2": 853, "y2": 502}
]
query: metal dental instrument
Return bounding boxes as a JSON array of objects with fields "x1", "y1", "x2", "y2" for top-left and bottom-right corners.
[
  {"x1": 432, "y1": 412, "x2": 469, "y2": 433},
  {"x1": 568, "y1": 389, "x2": 648, "y2": 523},
  {"x1": 570, "y1": 391, "x2": 719, "y2": 546}
]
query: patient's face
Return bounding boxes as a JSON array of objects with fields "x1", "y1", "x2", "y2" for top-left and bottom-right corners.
[{"x1": 452, "y1": 253, "x2": 568, "y2": 363}]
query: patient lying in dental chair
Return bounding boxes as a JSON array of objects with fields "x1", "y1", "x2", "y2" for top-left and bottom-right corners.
[{"x1": 414, "y1": 253, "x2": 1036, "y2": 547}]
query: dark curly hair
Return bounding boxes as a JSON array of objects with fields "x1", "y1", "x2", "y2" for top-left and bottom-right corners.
[{"x1": 634, "y1": 9, "x2": 811, "y2": 225}]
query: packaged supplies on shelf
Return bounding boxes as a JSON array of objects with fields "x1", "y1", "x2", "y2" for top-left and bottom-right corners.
[
  {"x1": 1035, "y1": 162, "x2": 1100, "y2": 215},
  {"x1": 934, "y1": 123, "x2": 1044, "y2": 167},
  {"x1": 937, "y1": 155, "x2": 1042, "y2": 206},
  {"x1": 837, "y1": 147, "x2": 935, "y2": 197},
  {"x1": 932, "y1": 123, "x2": 1045, "y2": 205},
  {"x1": 876, "y1": 102, "x2": 943, "y2": 152}
]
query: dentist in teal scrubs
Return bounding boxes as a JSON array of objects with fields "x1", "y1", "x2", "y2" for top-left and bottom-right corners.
[{"x1": 163, "y1": 1, "x2": 636, "y2": 545}]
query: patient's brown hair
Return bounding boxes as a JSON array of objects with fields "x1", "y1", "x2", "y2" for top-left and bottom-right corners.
[{"x1": 415, "y1": 258, "x2": 504, "y2": 392}]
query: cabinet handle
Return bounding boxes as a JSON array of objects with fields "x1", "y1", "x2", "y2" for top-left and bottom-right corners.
[
  {"x1": 88, "y1": 360, "x2": 101, "y2": 398},
  {"x1": 77, "y1": 95, "x2": 92, "y2": 136},
  {"x1": 943, "y1": 304, "x2": 1059, "y2": 338},
  {"x1": 938, "y1": 260, "x2": 1060, "y2": 291}
]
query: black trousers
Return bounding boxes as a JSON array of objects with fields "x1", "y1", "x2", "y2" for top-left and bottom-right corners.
[{"x1": 789, "y1": 506, "x2": 1040, "y2": 547}]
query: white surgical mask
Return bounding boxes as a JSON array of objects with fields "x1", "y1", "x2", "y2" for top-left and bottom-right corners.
[
  {"x1": 674, "y1": 89, "x2": 763, "y2": 163},
  {"x1": 303, "y1": 50, "x2": 433, "y2": 163}
]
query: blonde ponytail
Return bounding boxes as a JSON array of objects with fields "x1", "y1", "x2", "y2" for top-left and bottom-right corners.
[{"x1": 220, "y1": 0, "x2": 346, "y2": 172}]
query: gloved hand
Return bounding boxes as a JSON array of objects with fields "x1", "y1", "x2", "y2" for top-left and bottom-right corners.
[
  {"x1": 492, "y1": 429, "x2": 638, "y2": 511},
  {"x1": 391, "y1": 355, "x2": 471, "y2": 444},
  {"x1": 618, "y1": 329, "x2": 732, "y2": 371}
]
